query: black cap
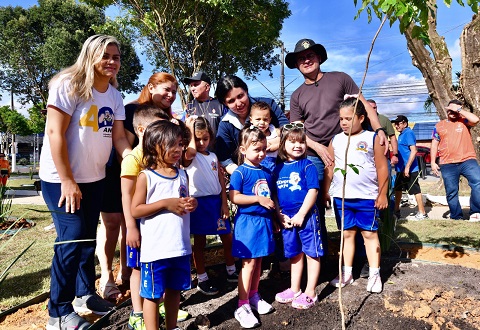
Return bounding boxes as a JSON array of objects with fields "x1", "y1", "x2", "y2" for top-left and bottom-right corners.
[
  {"x1": 285, "y1": 38, "x2": 328, "y2": 69},
  {"x1": 183, "y1": 71, "x2": 211, "y2": 85},
  {"x1": 391, "y1": 115, "x2": 408, "y2": 124}
]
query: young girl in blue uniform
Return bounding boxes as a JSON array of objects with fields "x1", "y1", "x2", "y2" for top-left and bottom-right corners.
[
  {"x1": 229, "y1": 126, "x2": 276, "y2": 328},
  {"x1": 183, "y1": 117, "x2": 237, "y2": 296},
  {"x1": 131, "y1": 120, "x2": 197, "y2": 330},
  {"x1": 273, "y1": 123, "x2": 323, "y2": 309},
  {"x1": 323, "y1": 97, "x2": 388, "y2": 293}
]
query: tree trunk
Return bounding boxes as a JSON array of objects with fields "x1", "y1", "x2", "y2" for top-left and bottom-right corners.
[
  {"x1": 404, "y1": 0, "x2": 454, "y2": 121},
  {"x1": 404, "y1": 0, "x2": 480, "y2": 160},
  {"x1": 459, "y1": 11, "x2": 480, "y2": 162}
]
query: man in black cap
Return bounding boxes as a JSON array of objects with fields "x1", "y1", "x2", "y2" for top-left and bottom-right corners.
[
  {"x1": 183, "y1": 71, "x2": 225, "y2": 135},
  {"x1": 285, "y1": 38, "x2": 387, "y2": 276},
  {"x1": 391, "y1": 115, "x2": 428, "y2": 220}
]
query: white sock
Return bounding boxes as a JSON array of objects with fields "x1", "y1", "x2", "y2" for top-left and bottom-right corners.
[
  {"x1": 197, "y1": 272, "x2": 208, "y2": 282},
  {"x1": 226, "y1": 264, "x2": 236, "y2": 275},
  {"x1": 344, "y1": 266, "x2": 353, "y2": 276},
  {"x1": 369, "y1": 267, "x2": 380, "y2": 277}
]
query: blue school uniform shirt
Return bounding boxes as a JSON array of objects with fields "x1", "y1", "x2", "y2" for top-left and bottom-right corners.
[
  {"x1": 396, "y1": 127, "x2": 419, "y2": 173},
  {"x1": 274, "y1": 158, "x2": 319, "y2": 214},
  {"x1": 229, "y1": 163, "x2": 274, "y2": 216}
]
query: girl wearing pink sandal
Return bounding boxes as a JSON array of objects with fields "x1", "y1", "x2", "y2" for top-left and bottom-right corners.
[{"x1": 273, "y1": 124, "x2": 324, "y2": 309}]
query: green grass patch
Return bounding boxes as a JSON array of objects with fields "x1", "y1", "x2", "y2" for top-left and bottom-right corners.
[
  {"x1": 0, "y1": 205, "x2": 54, "y2": 311},
  {"x1": 5, "y1": 178, "x2": 37, "y2": 190}
]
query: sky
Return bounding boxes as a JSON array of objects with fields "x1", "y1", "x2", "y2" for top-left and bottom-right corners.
[{"x1": 1, "y1": 0, "x2": 475, "y2": 123}]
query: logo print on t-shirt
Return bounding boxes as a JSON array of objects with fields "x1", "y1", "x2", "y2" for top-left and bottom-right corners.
[
  {"x1": 288, "y1": 172, "x2": 302, "y2": 191},
  {"x1": 356, "y1": 141, "x2": 368, "y2": 153},
  {"x1": 254, "y1": 179, "x2": 271, "y2": 198}
]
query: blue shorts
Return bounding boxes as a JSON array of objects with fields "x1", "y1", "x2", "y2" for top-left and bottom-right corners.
[
  {"x1": 190, "y1": 195, "x2": 231, "y2": 235},
  {"x1": 232, "y1": 214, "x2": 274, "y2": 259},
  {"x1": 127, "y1": 219, "x2": 141, "y2": 268},
  {"x1": 282, "y1": 206, "x2": 324, "y2": 258},
  {"x1": 140, "y1": 255, "x2": 191, "y2": 300},
  {"x1": 333, "y1": 198, "x2": 379, "y2": 231}
]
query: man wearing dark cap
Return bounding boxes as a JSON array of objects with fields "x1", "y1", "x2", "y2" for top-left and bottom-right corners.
[
  {"x1": 431, "y1": 100, "x2": 480, "y2": 221},
  {"x1": 285, "y1": 38, "x2": 387, "y2": 274},
  {"x1": 183, "y1": 71, "x2": 225, "y2": 135},
  {"x1": 391, "y1": 115, "x2": 428, "y2": 220}
]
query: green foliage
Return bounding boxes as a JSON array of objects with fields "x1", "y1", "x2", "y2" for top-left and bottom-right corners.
[
  {"x1": 27, "y1": 104, "x2": 46, "y2": 135},
  {"x1": 84, "y1": 0, "x2": 290, "y2": 105},
  {"x1": 354, "y1": 0, "x2": 478, "y2": 39},
  {"x1": 0, "y1": 0, "x2": 142, "y2": 107},
  {"x1": 0, "y1": 105, "x2": 31, "y2": 136}
]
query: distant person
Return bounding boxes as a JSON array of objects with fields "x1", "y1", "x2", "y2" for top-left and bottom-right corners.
[
  {"x1": 430, "y1": 99, "x2": 480, "y2": 221},
  {"x1": 183, "y1": 71, "x2": 225, "y2": 135},
  {"x1": 366, "y1": 99, "x2": 399, "y2": 166},
  {"x1": 39, "y1": 35, "x2": 131, "y2": 330},
  {"x1": 0, "y1": 153, "x2": 10, "y2": 186},
  {"x1": 324, "y1": 97, "x2": 388, "y2": 293},
  {"x1": 391, "y1": 115, "x2": 428, "y2": 220}
]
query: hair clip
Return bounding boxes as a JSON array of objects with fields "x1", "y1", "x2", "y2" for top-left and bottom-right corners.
[
  {"x1": 249, "y1": 124, "x2": 258, "y2": 130},
  {"x1": 170, "y1": 118, "x2": 179, "y2": 125},
  {"x1": 344, "y1": 94, "x2": 359, "y2": 100}
]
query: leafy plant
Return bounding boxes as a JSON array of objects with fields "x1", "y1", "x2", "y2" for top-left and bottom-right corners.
[{"x1": 0, "y1": 184, "x2": 13, "y2": 224}]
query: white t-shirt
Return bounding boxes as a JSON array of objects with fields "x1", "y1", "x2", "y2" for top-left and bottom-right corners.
[
  {"x1": 39, "y1": 78, "x2": 125, "y2": 183},
  {"x1": 140, "y1": 168, "x2": 192, "y2": 262},
  {"x1": 331, "y1": 130, "x2": 378, "y2": 199},
  {"x1": 184, "y1": 151, "x2": 222, "y2": 197}
]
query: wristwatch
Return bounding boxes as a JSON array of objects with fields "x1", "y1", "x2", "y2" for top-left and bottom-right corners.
[
  {"x1": 457, "y1": 107, "x2": 462, "y2": 113},
  {"x1": 393, "y1": 154, "x2": 399, "y2": 157}
]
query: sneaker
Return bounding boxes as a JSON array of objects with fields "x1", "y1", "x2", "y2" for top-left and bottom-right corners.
[
  {"x1": 360, "y1": 262, "x2": 369, "y2": 278},
  {"x1": 197, "y1": 279, "x2": 219, "y2": 295},
  {"x1": 249, "y1": 292, "x2": 274, "y2": 314},
  {"x1": 46, "y1": 312, "x2": 91, "y2": 330},
  {"x1": 291, "y1": 293, "x2": 317, "y2": 309},
  {"x1": 329, "y1": 272, "x2": 354, "y2": 288},
  {"x1": 128, "y1": 311, "x2": 145, "y2": 330},
  {"x1": 275, "y1": 288, "x2": 302, "y2": 303},
  {"x1": 226, "y1": 271, "x2": 239, "y2": 283},
  {"x1": 367, "y1": 273, "x2": 383, "y2": 293},
  {"x1": 469, "y1": 213, "x2": 480, "y2": 222},
  {"x1": 406, "y1": 212, "x2": 428, "y2": 221},
  {"x1": 73, "y1": 293, "x2": 115, "y2": 315},
  {"x1": 159, "y1": 302, "x2": 189, "y2": 322},
  {"x1": 234, "y1": 304, "x2": 260, "y2": 329}
]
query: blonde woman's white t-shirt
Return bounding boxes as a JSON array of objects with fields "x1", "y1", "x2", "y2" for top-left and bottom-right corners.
[{"x1": 40, "y1": 79, "x2": 125, "y2": 183}]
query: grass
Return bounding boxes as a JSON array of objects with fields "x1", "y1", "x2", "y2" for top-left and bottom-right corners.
[
  {"x1": 0, "y1": 205, "x2": 54, "y2": 311},
  {"x1": 5, "y1": 178, "x2": 37, "y2": 191}
]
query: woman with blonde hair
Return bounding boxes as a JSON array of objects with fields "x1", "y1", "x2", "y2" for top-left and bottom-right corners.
[{"x1": 40, "y1": 34, "x2": 131, "y2": 330}]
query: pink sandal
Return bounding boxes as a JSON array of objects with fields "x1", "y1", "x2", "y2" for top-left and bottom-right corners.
[
  {"x1": 275, "y1": 288, "x2": 302, "y2": 303},
  {"x1": 292, "y1": 293, "x2": 317, "y2": 309}
]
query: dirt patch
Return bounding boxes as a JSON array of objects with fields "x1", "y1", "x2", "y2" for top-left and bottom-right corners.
[
  {"x1": 0, "y1": 217, "x2": 34, "y2": 231},
  {"x1": 1, "y1": 245, "x2": 480, "y2": 329}
]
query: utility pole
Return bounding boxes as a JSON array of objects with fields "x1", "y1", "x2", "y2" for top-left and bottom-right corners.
[
  {"x1": 10, "y1": 89, "x2": 17, "y2": 173},
  {"x1": 280, "y1": 42, "x2": 286, "y2": 112}
]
